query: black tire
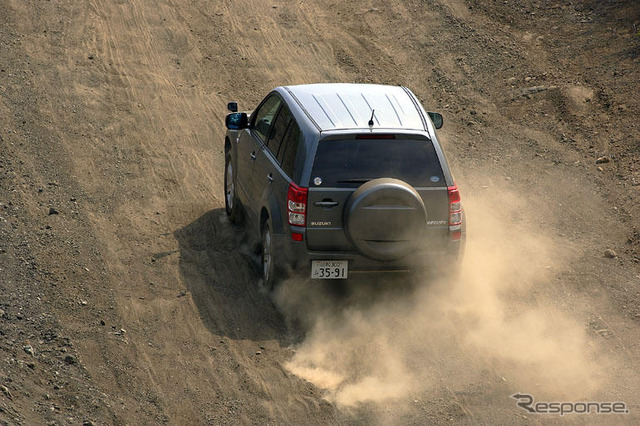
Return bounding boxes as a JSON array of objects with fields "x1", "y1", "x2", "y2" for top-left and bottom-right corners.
[
  {"x1": 224, "y1": 153, "x2": 240, "y2": 223},
  {"x1": 261, "y1": 222, "x2": 277, "y2": 289}
]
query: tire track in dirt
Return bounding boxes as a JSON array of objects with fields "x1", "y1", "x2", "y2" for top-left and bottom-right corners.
[{"x1": 28, "y1": 0, "x2": 343, "y2": 423}]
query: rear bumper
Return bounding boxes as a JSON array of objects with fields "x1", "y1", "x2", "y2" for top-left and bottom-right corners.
[{"x1": 272, "y1": 229, "x2": 464, "y2": 277}]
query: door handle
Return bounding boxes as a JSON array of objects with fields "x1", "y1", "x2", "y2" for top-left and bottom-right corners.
[
  {"x1": 314, "y1": 201, "x2": 339, "y2": 207},
  {"x1": 250, "y1": 152, "x2": 257, "y2": 161},
  {"x1": 267, "y1": 174, "x2": 274, "y2": 183}
]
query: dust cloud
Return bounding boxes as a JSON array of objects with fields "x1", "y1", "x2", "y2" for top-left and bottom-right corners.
[{"x1": 274, "y1": 182, "x2": 610, "y2": 409}]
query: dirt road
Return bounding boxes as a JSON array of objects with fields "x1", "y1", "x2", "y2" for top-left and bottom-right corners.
[{"x1": 1, "y1": 0, "x2": 639, "y2": 424}]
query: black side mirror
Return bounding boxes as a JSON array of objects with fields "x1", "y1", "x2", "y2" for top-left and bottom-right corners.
[
  {"x1": 227, "y1": 102, "x2": 238, "y2": 112},
  {"x1": 225, "y1": 112, "x2": 248, "y2": 130},
  {"x1": 427, "y1": 112, "x2": 443, "y2": 129}
]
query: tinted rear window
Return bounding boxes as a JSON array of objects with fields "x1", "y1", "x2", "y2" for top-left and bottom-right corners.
[{"x1": 311, "y1": 139, "x2": 445, "y2": 187}]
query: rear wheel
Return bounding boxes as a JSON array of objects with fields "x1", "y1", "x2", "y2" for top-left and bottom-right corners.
[
  {"x1": 261, "y1": 222, "x2": 277, "y2": 289},
  {"x1": 224, "y1": 153, "x2": 240, "y2": 223}
]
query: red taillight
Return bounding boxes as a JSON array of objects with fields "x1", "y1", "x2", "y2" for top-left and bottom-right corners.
[
  {"x1": 287, "y1": 182, "x2": 308, "y2": 226},
  {"x1": 448, "y1": 185, "x2": 462, "y2": 226},
  {"x1": 291, "y1": 232, "x2": 304, "y2": 242}
]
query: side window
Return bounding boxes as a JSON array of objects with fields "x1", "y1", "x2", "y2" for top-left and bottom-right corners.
[
  {"x1": 266, "y1": 105, "x2": 293, "y2": 159},
  {"x1": 252, "y1": 95, "x2": 281, "y2": 142},
  {"x1": 279, "y1": 120, "x2": 301, "y2": 178}
]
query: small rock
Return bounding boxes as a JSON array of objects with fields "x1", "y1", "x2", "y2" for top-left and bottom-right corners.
[
  {"x1": 48, "y1": 207, "x2": 59, "y2": 215},
  {"x1": 0, "y1": 309, "x2": 5, "y2": 318},
  {"x1": 23, "y1": 345, "x2": 35, "y2": 356},
  {"x1": 604, "y1": 249, "x2": 617, "y2": 258},
  {"x1": 1, "y1": 385, "x2": 12, "y2": 400},
  {"x1": 597, "y1": 166, "x2": 604, "y2": 172},
  {"x1": 595, "y1": 156, "x2": 610, "y2": 164},
  {"x1": 520, "y1": 85, "x2": 548, "y2": 96},
  {"x1": 64, "y1": 355, "x2": 76, "y2": 365},
  {"x1": 255, "y1": 351, "x2": 262, "y2": 355},
  {"x1": 177, "y1": 291, "x2": 187, "y2": 298},
  {"x1": 79, "y1": 300, "x2": 88, "y2": 306}
]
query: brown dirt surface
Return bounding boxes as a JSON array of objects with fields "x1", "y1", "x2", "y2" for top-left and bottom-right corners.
[{"x1": 1, "y1": 0, "x2": 639, "y2": 424}]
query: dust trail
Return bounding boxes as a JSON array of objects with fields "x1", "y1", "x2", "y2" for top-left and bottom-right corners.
[{"x1": 275, "y1": 184, "x2": 610, "y2": 408}]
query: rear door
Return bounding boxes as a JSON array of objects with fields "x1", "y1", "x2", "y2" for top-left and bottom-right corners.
[
  {"x1": 252, "y1": 103, "x2": 298, "y2": 227},
  {"x1": 306, "y1": 136, "x2": 449, "y2": 251},
  {"x1": 238, "y1": 94, "x2": 282, "y2": 214}
]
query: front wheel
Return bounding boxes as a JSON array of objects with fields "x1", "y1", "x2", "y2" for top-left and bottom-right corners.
[
  {"x1": 261, "y1": 222, "x2": 277, "y2": 289},
  {"x1": 224, "y1": 153, "x2": 240, "y2": 223}
]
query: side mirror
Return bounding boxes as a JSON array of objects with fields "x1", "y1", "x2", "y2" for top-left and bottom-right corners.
[
  {"x1": 427, "y1": 112, "x2": 443, "y2": 129},
  {"x1": 227, "y1": 102, "x2": 238, "y2": 112},
  {"x1": 225, "y1": 112, "x2": 248, "y2": 130}
]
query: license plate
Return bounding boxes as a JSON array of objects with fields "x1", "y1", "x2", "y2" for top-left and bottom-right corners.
[{"x1": 311, "y1": 260, "x2": 348, "y2": 279}]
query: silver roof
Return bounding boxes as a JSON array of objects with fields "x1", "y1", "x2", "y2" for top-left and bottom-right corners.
[{"x1": 283, "y1": 84, "x2": 426, "y2": 132}]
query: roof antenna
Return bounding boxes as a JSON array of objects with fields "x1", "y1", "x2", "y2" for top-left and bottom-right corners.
[{"x1": 368, "y1": 109, "x2": 375, "y2": 127}]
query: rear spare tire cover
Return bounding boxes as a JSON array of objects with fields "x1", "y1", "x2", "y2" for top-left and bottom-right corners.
[{"x1": 344, "y1": 178, "x2": 427, "y2": 261}]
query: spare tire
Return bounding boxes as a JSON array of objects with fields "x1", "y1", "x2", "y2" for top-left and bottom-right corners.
[{"x1": 344, "y1": 178, "x2": 427, "y2": 261}]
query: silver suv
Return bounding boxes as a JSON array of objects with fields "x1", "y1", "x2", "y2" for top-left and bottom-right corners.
[{"x1": 224, "y1": 83, "x2": 464, "y2": 287}]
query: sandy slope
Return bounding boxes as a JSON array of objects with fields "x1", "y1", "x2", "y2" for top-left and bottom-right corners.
[{"x1": 0, "y1": 0, "x2": 639, "y2": 424}]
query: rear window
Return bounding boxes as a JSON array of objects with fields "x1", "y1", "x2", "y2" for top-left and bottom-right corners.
[{"x1": 311, "y1": 138, "x2": 445, "y2": 187}]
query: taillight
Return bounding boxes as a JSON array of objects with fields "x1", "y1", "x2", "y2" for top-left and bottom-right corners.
[
  {"x1": 448, "y1": 185, "x2": 462, "y2": 226},
  {"x1": 287, "y1": 182, "x2": 308, "y2": 226}
]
